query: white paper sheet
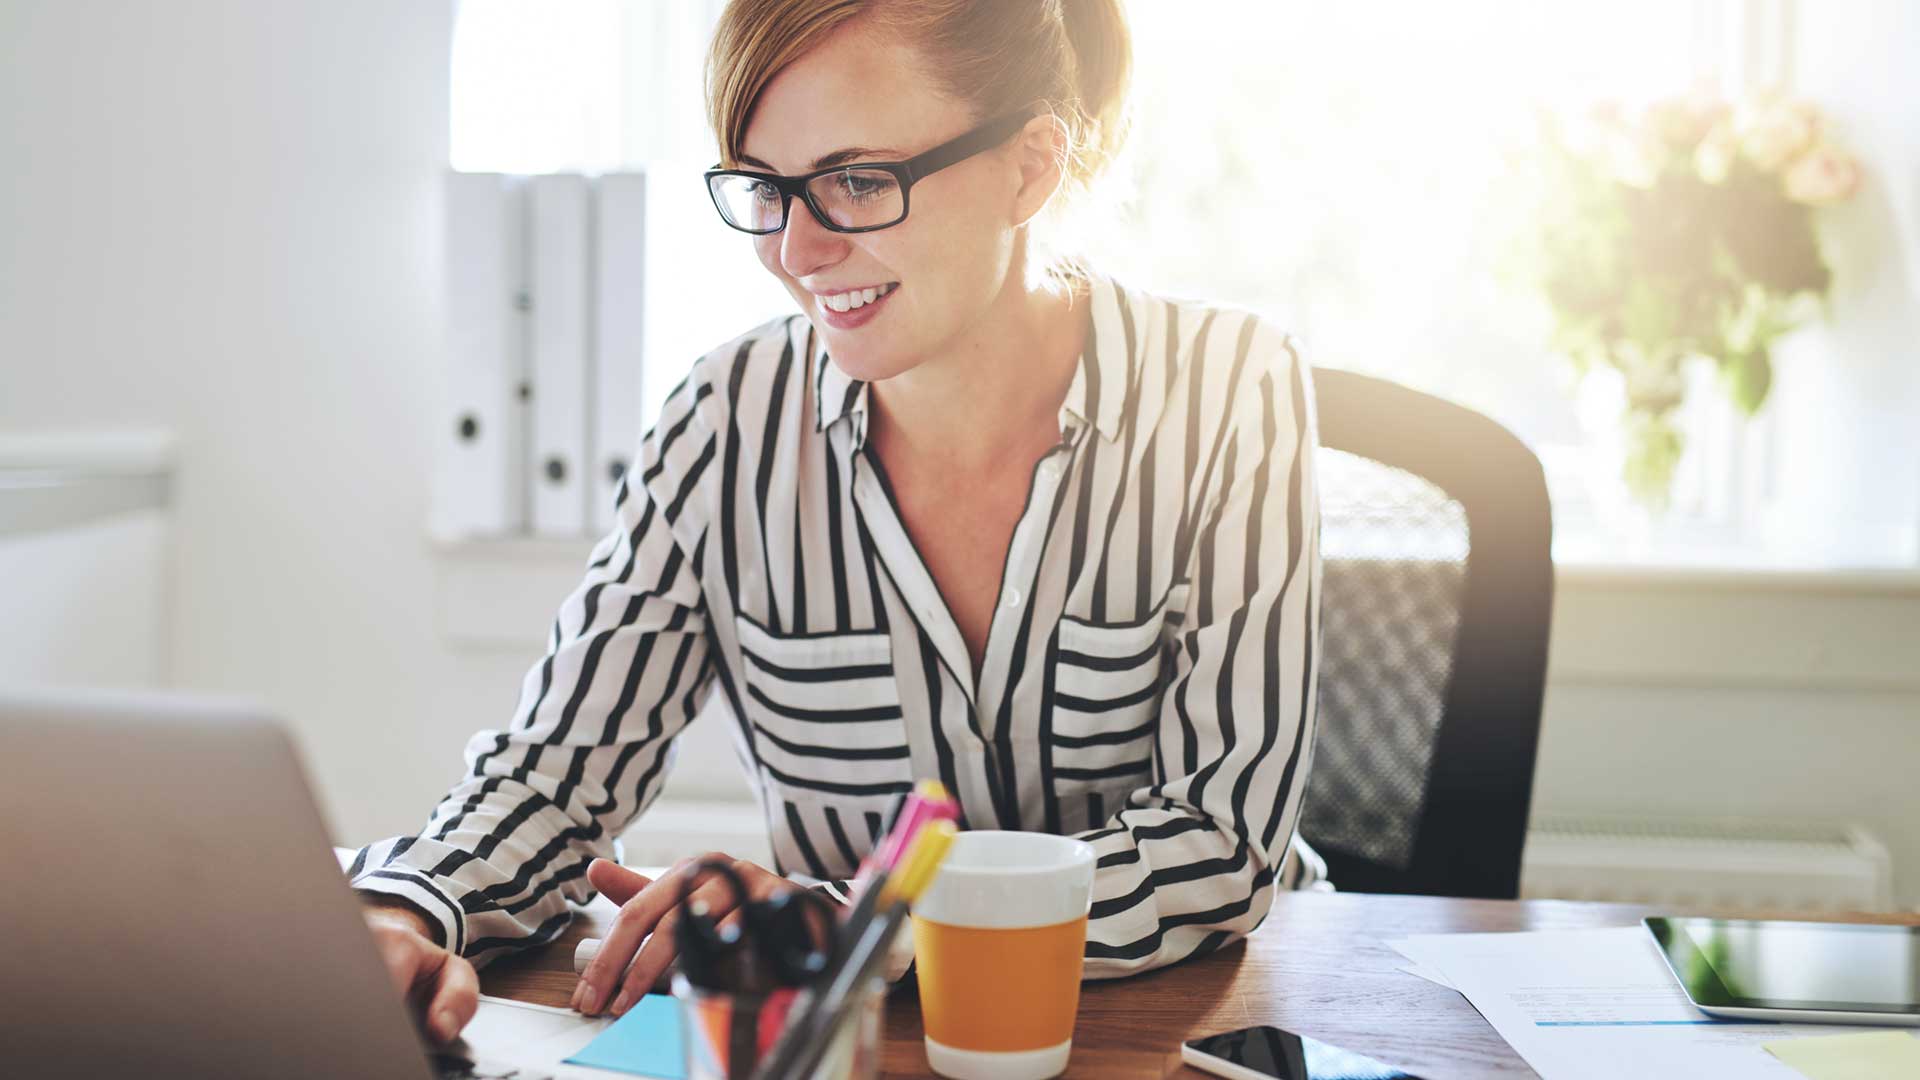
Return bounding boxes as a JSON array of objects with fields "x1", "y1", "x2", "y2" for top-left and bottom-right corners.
[
  {"x1": 1397, "y1": 963, "x2": 1456, "y2": 991},
  {"x1": 1385, "y1": 927, "x2": 1887, "y2": 1080},
  {"x1": 449, "y1": 994, "x2": 629, "y2": 1078}
]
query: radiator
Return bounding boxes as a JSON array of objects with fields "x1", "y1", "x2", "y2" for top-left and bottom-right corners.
[{"x1": 1520, "y1": 817, "x2": 1894, "y2": 912}]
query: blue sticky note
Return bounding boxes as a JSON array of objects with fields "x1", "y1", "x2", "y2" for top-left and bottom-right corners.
[{"x1": 564, "y1": 993, "x2": 686, "y2": 1079}]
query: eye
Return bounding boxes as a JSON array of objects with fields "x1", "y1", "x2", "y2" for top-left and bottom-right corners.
[
  {"x1": 833, "y1": 170, "x2": 894, "y2": 202},
  {"x1": 749, "y1": 180, "x2": 781, "y2": 204}
]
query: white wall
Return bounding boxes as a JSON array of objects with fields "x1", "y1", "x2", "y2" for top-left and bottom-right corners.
[
  {"x1": 0, "y1": 0, "x2": 438, "y2": 841},
  {"x1": 3, "y1": 1, "x2": 1916, "y2": 906},
  {"x1": 0, "y1": 0, "x2": 746, "y2": 851},
  {"x1": 1534, "y1": 571, "x2": 1920, "y2": 905}
]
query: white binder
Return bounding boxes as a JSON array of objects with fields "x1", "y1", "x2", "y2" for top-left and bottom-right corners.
[
  {"x1": 529, "y1": 174, "x2": 592, "y2": 537},
  {"x1": 436, "y1": 171, "x2": 528, "y2": 539},
  {"x1": 592, "y1": 173, "x2": 647, "y2": 533}
]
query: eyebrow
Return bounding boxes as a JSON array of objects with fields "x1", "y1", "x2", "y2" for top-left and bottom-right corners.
[{"x1": 736, "y1": 146, "x2": 905, "y2": 172}]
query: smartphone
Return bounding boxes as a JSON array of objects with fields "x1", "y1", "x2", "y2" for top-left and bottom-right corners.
[{"x1": 1181, "y1": 1025, "x2": 1424, "y2": 1080}]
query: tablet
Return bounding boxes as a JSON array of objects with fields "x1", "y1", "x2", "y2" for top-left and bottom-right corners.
[{"x1": 1645, "y1": 916, "x2": 1920, "y2": 1025}]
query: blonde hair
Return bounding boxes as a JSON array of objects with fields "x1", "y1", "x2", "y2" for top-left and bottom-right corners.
[{"x1": 705, "y1": 0, "x2": 1132, "y2": 278}]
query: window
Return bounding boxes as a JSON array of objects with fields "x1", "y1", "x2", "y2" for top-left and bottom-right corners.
[{"x1": 447, "y1": 0, "x2": 1918, "y2": 568}]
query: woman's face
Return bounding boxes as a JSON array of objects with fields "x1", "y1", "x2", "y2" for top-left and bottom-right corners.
[{"x1": 737, "y1": 22, "x2": 1030, "y2": 382}]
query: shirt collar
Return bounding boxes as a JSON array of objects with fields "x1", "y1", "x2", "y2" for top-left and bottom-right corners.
[
  {"x1": 809, "y1": 319, "x2": 871, "y2": 444},
  {"x1": 809, "y1": 272, "x2": 1146, "y2": 446},
  {"x1": 1057, "y1": 274, "x2": 1144, "y2": 444}
]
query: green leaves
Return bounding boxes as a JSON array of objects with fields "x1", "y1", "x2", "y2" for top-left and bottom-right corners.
[
  {"x1": 1510, "y1": 97, "x2": 1849, "y2": 508},
  {"x1": 1721, "y1": 345, "x2": 1773, "y2": 417},
  {"x1": 1623, "y1": 411, "x2": 1686, "y2": 513}
]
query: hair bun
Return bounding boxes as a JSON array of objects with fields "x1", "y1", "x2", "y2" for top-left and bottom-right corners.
[{"x1": 1057, "y1": 0, "x2": 1132, "y2": 184}]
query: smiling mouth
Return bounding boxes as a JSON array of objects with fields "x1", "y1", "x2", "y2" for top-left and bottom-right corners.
[{"x1": 819, "y1": 282, "x2": 899, "y2": 313}]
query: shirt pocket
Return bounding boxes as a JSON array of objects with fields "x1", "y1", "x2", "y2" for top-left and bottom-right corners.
[
  {"x1": 1050, "y1": 612, "x2": 1168, "y2": 794},
  {"x1": 733, "y1": 615, "x2": 914, "y2": 797}
]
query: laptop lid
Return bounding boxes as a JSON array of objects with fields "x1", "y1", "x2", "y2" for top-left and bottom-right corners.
[{"x1": 0, "y1": 688, "x2": 436, "y2": 1079}]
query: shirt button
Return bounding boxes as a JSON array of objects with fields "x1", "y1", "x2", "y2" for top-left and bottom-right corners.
[
  {"x1": 1042, "y1": 460, "x2": 1063, "y2": 480},
  {"x1": 1003, "y1": 588, "x2": 1022, "y2": 608}
]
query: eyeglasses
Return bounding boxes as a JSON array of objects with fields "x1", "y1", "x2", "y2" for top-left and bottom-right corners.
[{"x1": 704, "y1": 110, "x2": 1034, "y2": 235}]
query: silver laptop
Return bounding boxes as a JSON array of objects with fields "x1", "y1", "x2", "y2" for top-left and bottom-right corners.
[{"x1": 0, "y1": 688, "x2": 550, "y2": 1079}]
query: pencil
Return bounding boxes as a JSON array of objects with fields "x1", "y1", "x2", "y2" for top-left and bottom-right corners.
[
  {"x1": 752, "y1": 822, "x2": 956, "y2": 1080},
  {"x1": 836, "y1": 782, "x2": 955, "y2": 968}
]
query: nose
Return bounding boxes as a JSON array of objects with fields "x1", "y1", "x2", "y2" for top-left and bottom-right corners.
[{"x1": 777, "y1": 195, "x2": 848, "y2": 281}]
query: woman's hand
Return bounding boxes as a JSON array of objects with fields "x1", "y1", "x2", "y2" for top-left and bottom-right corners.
[
  {"x1": 362, "y1": 904, "x2": 479, "y2": 1045},
  {"x1": 573, "y1": 853, "x2": 800, "y2": 1018}
]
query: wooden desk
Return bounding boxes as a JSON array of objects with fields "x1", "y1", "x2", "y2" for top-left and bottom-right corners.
[{"x1": 478, "y1": 891, "x2": 1920, "y2": 1079}]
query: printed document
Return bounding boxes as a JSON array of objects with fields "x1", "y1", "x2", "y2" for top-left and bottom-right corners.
[{"x1": 1387, "y1": 927, "x2": 1887, "y2": 1079}]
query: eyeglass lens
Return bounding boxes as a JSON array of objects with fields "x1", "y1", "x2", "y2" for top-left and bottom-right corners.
[{"x1": 710, "y1": 168, "x2": 906, "y2": 233}]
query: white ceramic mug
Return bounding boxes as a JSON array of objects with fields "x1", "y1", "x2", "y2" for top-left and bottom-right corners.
[{"x1": 910, "y1": 830, "x2": 1096, "y2": 1080}]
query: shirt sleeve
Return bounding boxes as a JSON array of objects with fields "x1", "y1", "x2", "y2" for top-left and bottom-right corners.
[
  {"x1": 348, "y1": 373, "x2": 722, "y2": 966},
  {"x1": 1075, "y1": 325, "x2": 1321, "y2": 979}
]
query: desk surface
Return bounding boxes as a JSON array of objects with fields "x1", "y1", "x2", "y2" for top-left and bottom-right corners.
[{"x1": 478, "y1": 891, "x2": 1920, "y2": 1079}]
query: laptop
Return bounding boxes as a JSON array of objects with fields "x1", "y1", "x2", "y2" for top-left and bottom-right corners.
[{"x1": 0, "y1": 688, "x2": 571, "y2": 1079}]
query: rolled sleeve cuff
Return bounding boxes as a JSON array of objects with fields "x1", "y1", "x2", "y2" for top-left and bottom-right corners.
[{"x1": 352, "y1": 868, "x2": 467, "y2": 956}]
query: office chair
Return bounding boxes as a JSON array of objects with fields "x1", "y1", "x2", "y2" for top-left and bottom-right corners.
[{"x1": 1298, "y1": 367, "x2": 1554, "y2": 900}]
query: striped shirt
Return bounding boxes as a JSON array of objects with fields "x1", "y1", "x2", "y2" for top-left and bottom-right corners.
[{"x1": 351, "y1": 274, "x2": 1322, "y2": 979}]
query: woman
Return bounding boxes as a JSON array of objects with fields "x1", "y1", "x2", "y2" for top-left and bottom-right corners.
[{"x1": 355, "y1": 0, "x2": 1320, "y2": 1042}]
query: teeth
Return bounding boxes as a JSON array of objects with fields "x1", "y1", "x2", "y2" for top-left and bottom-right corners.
[{"x1": 822, "y1": 284, "x2": 894, "y2": 314}]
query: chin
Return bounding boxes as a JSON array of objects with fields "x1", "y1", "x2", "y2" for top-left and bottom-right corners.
[{"x1": 811, "y1": 323, "x2": 921, "y2": 382}]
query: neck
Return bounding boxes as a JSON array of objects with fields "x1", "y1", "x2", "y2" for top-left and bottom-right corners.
[{"x1": 869, "y1": 265, "x2": 1087, "y2": 472}]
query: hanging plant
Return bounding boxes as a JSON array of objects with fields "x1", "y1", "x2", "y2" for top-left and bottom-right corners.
[{"x1": 1511, "y1": 93, "x2": 1861, "y2": 509}]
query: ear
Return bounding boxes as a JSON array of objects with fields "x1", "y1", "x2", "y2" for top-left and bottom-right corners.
[{"x1": 1008, "y1": 112, "x2": 1069, "y2": 228}]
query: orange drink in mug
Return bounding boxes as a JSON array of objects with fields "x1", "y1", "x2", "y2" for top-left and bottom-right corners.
[{"x1": 910, "y1": 830, "x2": 1096, "y2": 1080}]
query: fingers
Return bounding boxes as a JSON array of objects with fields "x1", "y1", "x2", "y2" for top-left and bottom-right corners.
[
  {"x1": 604, "y1": 903, "x2": 689, "y2": 1016},
  {"x1": 424, "y1": 952, "x2": 480, "y2": 1044},
  {"x1": 598, "y1": 873, "x2": 738, "y2": 1017},
  {"x1": 605, "y1": 861, "x2": 803, "y2": 1017},
  {"x1": 574, "y1": 882, "x2": 660, "y2": 1015},
  {"x1": 708, "y1": 870, "x2": 799, "y2": 938},
  {"x1": 575, "y1": 855, "x2": 723, "y2": 1015},
  {"x1": 578, "y1": 853, "x2": 793, "y2": 1018},
  {"x1": 365, "y1": 918, "x2": 476, "y2": 1045},
  {"x1": 367, "y1": 921, "x2": 425, "y2": 1001},
  {"x1": 586, "y1": 857, "x2": 653, "y2": 907}
]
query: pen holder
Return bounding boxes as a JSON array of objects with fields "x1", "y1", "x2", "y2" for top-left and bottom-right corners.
[{"x1": 673, "y1": 971, "x2": 884, "y2": 1080}]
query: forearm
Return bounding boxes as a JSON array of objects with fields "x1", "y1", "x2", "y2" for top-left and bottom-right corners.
[
  {"x1": 1076, "y1": 805, "x2": 1280, "y2": 979},
  {"x1": 348, "y1": 794, "x2": 604, "y2": 966},
  {"x1": 359, "y1": 892, "x2": 443, "y2": 946}
]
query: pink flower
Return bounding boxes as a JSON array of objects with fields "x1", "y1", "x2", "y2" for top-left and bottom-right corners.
[
  {"x1": 1646, "y1": 94, "x2": 1728, "y2": 150},
  {"x1": 1783, "y1": 143, "x2": 1862, "y2": 204},
  {"x1": 1737, "y1": 98, "x2": 1820, "y2": 172},
  {"x1": 1605, "y1": 128, "x2": 1661, "y2": 189},
  {"x1": 1694, "y1": 125, "x2": 1737, "y2": 184}
]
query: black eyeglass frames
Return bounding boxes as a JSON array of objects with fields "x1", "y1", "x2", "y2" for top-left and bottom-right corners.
[{"x1": 704, "y1": 109, "x2": 1036, "y2": 235}]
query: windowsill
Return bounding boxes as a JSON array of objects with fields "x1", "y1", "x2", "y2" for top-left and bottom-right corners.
[
  {"x1": 1556, "y1": 561, "x2": 1920, "y2": 594},
  {"x1": 431, "y1": 534, "x2": 1920, "y2": 594},
  {"x1": 431, "y1": 530, "x2": 1920, "y2": 696}
]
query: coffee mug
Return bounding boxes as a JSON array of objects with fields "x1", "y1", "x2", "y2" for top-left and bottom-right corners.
[{"x1": 910, "y1": 830, "x2": 1096, "y2": 1080}]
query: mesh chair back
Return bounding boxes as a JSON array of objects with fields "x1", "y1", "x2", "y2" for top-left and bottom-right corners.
[
  {"x1": 1309, "y1": 451, "x2": 1468, "y2": 871},
  {"x1": 1300, "y1": 368, "x2": 1553, "y2": 899}
]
